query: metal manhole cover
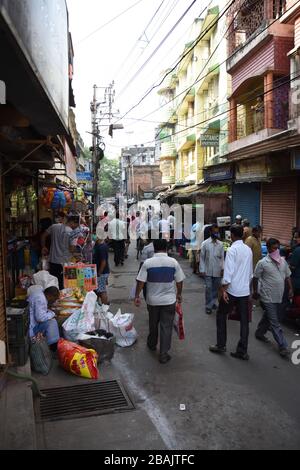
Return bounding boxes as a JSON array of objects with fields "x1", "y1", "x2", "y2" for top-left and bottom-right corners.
[{"x1": 36, "y1": 380, "x2": 135, "y2": 422}]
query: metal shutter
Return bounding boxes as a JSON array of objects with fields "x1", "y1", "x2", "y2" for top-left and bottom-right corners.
[
  {"x1": 262, "y1": 177, "x2": 297, "y2": 245},
  {"x1": 232, "y1": 183, "x2": 261, "y2": 226}
]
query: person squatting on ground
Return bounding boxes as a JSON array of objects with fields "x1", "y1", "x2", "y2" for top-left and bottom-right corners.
[
  {"x1": 253, "y1": 238, "x2": 292, "y2": 357},
  {"x1": 209, "y1": 224, "x2": 253, "y2": 361},
  {"x1": 28, "y1": 286, "x2": 60, "y2": 351},
  {"x1": 200, "y1": 224, "x2": 224, "y2": 315},
  {"x1": 134, "y1": 239, "x2": 185, "y2": 364}
]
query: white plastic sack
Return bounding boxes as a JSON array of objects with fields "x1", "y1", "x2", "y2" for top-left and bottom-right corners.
[
  {"x1": 62, "y1": 291, "x2": 97, "y2": 342},
  {"x1": 94, "y1": 304, "x2": 114, "y2": 331},
  {"x1": 108, "y1": 309, "x2": 137, "y2": 347},
  {"x1": 33, "y1": 270, "x2": 59, "y2": 290}
]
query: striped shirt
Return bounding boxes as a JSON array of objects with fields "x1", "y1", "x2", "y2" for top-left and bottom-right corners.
[{"x1": 137, "y1": 253, "x2": 185, "y2": 306}]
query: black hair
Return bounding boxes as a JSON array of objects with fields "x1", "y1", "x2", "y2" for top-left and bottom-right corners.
[
  {"x1": 230, "y1": 224, "x2": 244, "y2": 239},
  {"x1": 266, "y1": 238, "x2": 280, "y2": 250},
  {"x1": 210, "y1": 223, "x2": 219, "y2": 232},
  {"x1": 153, "y1": 239, "x2": 168, "y2": 252},
  {"x1": 44, "y1": 286, "x2": 60, "y2": 297},
  {"x1": 67, "y1": 215, "x2": 80, "y2": 225}
]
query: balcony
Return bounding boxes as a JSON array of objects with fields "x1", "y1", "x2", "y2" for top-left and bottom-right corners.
[
  {"x1": 227, "y1": 0, "x2": 290, "y2": 72},
  {"x1": 160, "y1": 141, "x2": 177, "y2": 158},
  {"x1": 229, "y1": 74, "x2": 289, "y2": 152}
]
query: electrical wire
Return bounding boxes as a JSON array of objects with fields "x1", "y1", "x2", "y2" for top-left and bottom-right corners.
[
  {"x1": 114, "y1": 0, "x2": 235, "y2": 124},
  {"x1": 123, "y1": 0, "x2": 297, "y2": 129},
  {"x1": 116, "y1": 0, "x2": 200, "y2": 99},
  {"x1": 113, "y1": 0, "x2": 168, "y2": 82},
  {"x1": 76, "y1": 0, "x2": 146, "y2": 45},
  {"x1": 107, "y1": 69, "x2": 300, "y2": 151}
]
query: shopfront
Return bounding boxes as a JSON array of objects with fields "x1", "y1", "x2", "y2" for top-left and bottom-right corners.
[{"x1": 232, "y1": 157, "x2": 269, "y2": 226}]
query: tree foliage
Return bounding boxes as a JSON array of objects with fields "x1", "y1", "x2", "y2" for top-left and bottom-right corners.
[{"x1": 98, "y1": 157, "x2": 121, "y2": 197}]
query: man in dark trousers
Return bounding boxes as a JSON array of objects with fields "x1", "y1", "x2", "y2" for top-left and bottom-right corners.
[
  {"x1": 134, "y1": 239, "x2": 185, "y2": 364},
  {"x1": 209, "y1": 224, "x2": 253, "y2": 360},
  {"x1": 108, "y1": 211, "x2": 127, "y2": 267}
]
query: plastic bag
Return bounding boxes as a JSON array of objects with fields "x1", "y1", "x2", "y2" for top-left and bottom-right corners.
[
  {"x1": 57, "y1": 338, "x2": 99, "y2": 379},
  {"x1": 30, "y1": 334, "x2": 53, "y2": 375},
  {"x1": 94, "y1": 303, "x2": 114, "y2": 331},
  {"x1": 62, "y1": 291, "x2": 97, "y2": 341},
  {"x1": 174, "y1": 303, "x2": 185, "y2": 340},
  {"x1": 33, "y1": 270, "x2": 59, "y2": 290},
  {"x1": 108, "y1": 309, "x2": 137, "y2": 347}
]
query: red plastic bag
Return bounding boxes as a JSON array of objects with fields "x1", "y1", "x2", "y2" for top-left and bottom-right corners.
[
  {"x1": 228, "y1": 299, "x2": 252, "y2": 322},
  {"x1": 57, "y1": 338, "x2": 99, "y2": 379},
  {"x1": 174, "y1": 303, "x2": 185, "y2": 340}
]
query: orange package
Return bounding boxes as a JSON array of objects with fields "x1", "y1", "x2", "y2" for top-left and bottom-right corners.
[{"x1": 57, "y1": 338, "x2": 99, "y2": 379}]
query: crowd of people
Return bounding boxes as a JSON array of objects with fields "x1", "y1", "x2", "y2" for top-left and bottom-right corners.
[{"x1": 27, "y1": 205, "x2": 300, "y2": 365}]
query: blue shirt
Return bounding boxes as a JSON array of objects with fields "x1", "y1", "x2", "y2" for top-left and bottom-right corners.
[{"x1": 93, "y1": 242, "x2": 110, "y2": 275}]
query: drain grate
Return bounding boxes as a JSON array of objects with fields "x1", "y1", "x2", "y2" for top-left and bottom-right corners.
[{"x1": 36, "y1": 380, "x2": 135, "y2": 422}]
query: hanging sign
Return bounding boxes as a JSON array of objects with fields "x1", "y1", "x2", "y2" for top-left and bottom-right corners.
[{"x1": 63, "y1": 263, "x2": 97, "y2": 291}]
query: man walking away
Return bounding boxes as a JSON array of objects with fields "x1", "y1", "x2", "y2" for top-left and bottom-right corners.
[
  {"x1": 108, "y1": 211, "x2": 127, "y2": 266},
  {"x1": 209, "y1": 224, "x2": 253, "y2": 360},
  {"x1": 253, "y1": 238, "x2": 292, "y2": 357},
  {"x1": 135, "y1": 239, "x2": 185, "y2": 364},
  {"x1": 200, "y1": 224, "x2": 224, "y2": 314},
  {"x1": 245, "y1": 225, "x2": 263, "y2": 271},
  {"x1": 42, "y1": 215, "x2": 79, "y2": 289},
  {"x1": 93, "y1": 238, "x2": 110, "y2": 305},
  {"x1": 242, "y1": 219, "x2": 252, "y2": 241}
]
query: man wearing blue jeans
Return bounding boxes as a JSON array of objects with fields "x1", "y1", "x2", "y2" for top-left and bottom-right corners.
[
  {"x1": 253, "y1": 238, "x2": 293, "y2": 358},
  {"x1": 29, "y1": 286, "x2": 60, "y2": 351},
  {"x1": 200, "y1": 224, "x2": 224, "y2": 314}
]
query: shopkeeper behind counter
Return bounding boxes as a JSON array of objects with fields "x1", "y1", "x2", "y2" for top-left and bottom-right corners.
[{"x1": 41, "y1": 215, "x2": 80, "y2": 289}]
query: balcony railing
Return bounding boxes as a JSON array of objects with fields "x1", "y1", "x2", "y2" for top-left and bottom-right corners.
[{"x1": 227, "y1": 0, "x2": 287, "y2": 56}]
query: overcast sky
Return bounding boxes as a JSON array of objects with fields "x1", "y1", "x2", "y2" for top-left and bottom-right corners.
[{"x1": 67, "y1": 0, "x2": 210, "y2": 158}]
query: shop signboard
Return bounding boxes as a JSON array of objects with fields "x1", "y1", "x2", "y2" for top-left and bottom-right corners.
[
  {"x1": 76, "y1": 172, "x2": 93, "y2": 182},
  {"x1": 160, "y1": 157, "x2": 175, "y2": 184},
  {"x1": 200, "y1": 133, "x2": 220, "y2": 147},
  {"x1": 63, "y1": 264, "x2": 97, "y2": 291},
  {"x1": 204, "y1": 164, "x2": 233, "y2": 182},
  {"x1": 235, "y1": 156, "x2": 268, "y2": 182}
]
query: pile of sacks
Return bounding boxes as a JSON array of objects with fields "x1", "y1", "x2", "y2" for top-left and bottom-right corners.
[{"x1": 56, "y1": 291, "x2": 137, "y2": 378}]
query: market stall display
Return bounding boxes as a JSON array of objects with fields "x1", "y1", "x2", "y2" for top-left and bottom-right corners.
[{"x1": 63, "y1": 263, "x2": 97, "y2": 291}]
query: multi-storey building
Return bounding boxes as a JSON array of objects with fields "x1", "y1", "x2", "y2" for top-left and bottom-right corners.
[
  {"x1": 226, "y1": 0, "x2": 300, "y2": 243},
  {"x1": 158, "y1": 3, "x2": 231, "y2": 192}
]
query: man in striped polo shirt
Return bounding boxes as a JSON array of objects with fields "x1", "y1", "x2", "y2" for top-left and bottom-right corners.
[{"x1": 135, "y1": 239, "x2": 185, "y2": 364}]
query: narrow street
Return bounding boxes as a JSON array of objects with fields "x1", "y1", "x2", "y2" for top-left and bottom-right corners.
[{"x1": 34, "y1": 246, "x2": 300, "y2": 451}]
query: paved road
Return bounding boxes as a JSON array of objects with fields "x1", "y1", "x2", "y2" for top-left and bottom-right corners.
[{"x1": 35, "y1": 246, "x2": 300, "y2": 450}]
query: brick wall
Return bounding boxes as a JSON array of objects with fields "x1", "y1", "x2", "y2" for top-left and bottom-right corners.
[{"x1": 127, "y1": 165, "x2": 162, "y2": 196}]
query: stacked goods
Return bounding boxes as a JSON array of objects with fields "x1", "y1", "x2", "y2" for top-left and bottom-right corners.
[{"x1": 53, "y1": 288, "x2": 85, "y2": 325}]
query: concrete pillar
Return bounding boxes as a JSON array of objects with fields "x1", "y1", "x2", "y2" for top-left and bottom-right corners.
[
  {"x1": 229, "y1": 97, "x2": 237, "y2": 142},
  {"x1": 264, "y1": 71, "x2": 274, "y2": 128}
]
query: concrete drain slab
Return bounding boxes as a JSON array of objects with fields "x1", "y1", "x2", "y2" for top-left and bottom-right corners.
[{"x1": 35, "y1": 380, "x2": 135, "y2": 422}]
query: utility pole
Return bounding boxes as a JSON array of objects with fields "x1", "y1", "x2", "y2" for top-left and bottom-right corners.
[{"x1": 91, "y1": 84, "x2": 98, "y2": 223}]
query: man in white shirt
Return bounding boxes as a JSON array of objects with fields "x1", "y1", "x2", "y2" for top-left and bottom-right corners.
[
  {"x1": 209, "y1": 224, "x2": 253, "y2": 360},
  {"x1": 135, "y1": 239, "x2": 185, "y2": 364},
  {"x1": 108, "y1": 211, "x2": 127, "y2": 266},
  {"x1": 200, "y1": 224, "x2": 224, "y2": 314}
]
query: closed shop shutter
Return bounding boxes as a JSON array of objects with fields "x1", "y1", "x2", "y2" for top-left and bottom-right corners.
[
  {"x1": 232, "y1": 183, "x2": 261, "y2": 226},
  {"x1": 261, "y1": 177, "x2": 297, "y2": 245}
]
